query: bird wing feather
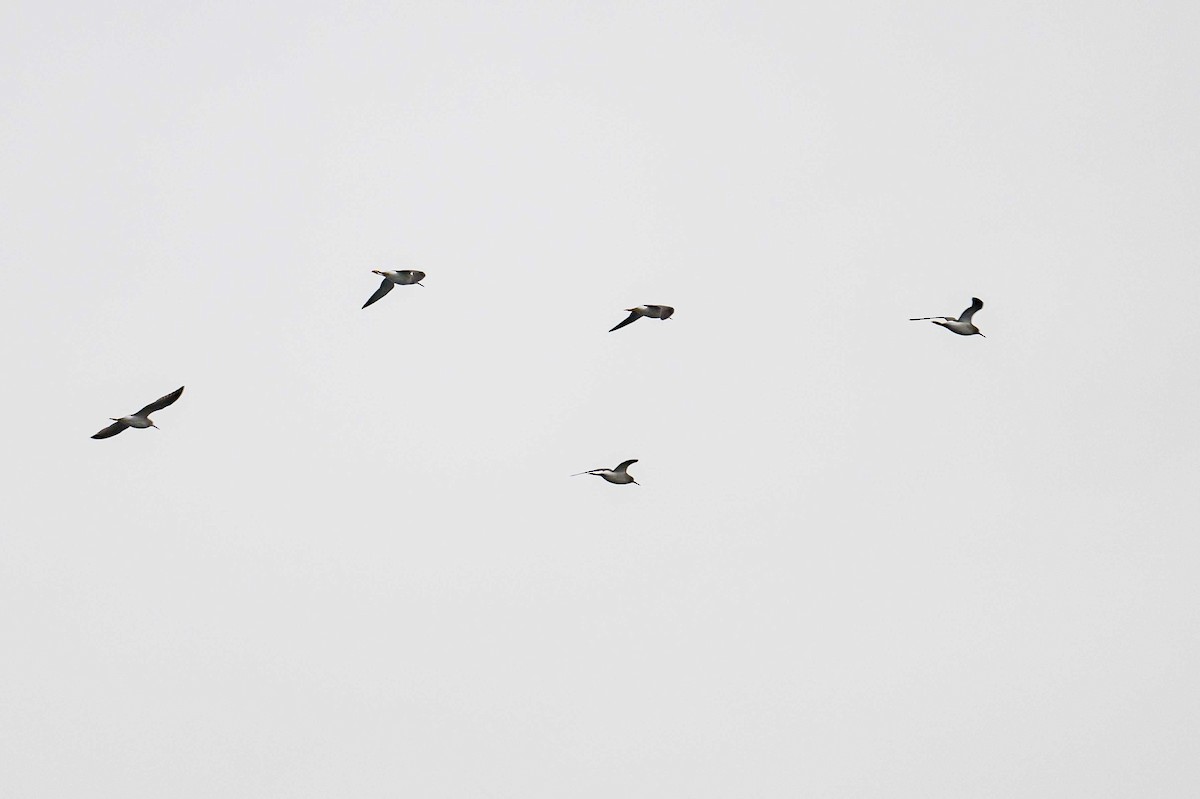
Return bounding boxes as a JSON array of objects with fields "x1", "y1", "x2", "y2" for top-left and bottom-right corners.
[
  {"x1": 958, "y1": 297, "x2": 984, "y2": 323},
  {"x1": 91, "y1": 421, "x2": 128, "y2": 439},
  {"x1": 615, "y1": 459, "x2": 639, "y2": 471},
  {"x1": 362, "y1": 278, "x2": 394, "y2": 308},
  {"x1": 137, "y1": 386, "x2": 184, "y2": 416},
  {"x1": 608, "y1": 311, "x2": 641, "y2": 332}
]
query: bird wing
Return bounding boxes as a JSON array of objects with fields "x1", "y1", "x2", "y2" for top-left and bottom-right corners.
[
  {"x1": 615, "y1": 459, "x2": 639, "y2": 471},
  {"x1": 608, "y1": 311, "x2": 642, "y2": 332},
  {"x1": 362, "y1": 278, "x2": 394, "y2": 308},
  {"x1": 958, "y1": 297, "x2": 984, "y2": 323},
  {"x1": 91, "y1": 420, "x2": 128, "y2": 439},
  {"x1": 137, "y1": 386, "x2": 184, "y2": 416}
]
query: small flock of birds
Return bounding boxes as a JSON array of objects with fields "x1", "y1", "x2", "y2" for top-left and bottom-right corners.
[{"x1": 92, "y1": 272, "x2": 985, "y2": 486}]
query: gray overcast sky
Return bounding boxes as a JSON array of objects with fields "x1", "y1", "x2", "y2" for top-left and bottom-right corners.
[{"x1": 2, "y1": 0, "x2": 1199, "y2": 796}]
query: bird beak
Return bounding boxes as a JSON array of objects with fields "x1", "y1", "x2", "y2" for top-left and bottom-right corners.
[
  {"x1": 978, "y1": 333, "x2": 986, "y2": 337},
  {"x1": 417, "y1": 282, "x2": 424, "y2": 287}
]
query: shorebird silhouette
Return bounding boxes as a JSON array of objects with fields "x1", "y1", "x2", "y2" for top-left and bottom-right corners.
[
  {"x1": 571, "y1": 459, "x2": 640, "y2": 485},
  {"x1": 362, "y1": 270, "x2": 425, "y2": 308},
  {"x1": 91, "y1": 386, "x2": 185, "y2": 439},
  {"x1": 609, "y1": 305, "x2": 674, "y2": 332},
  {"x1": 910, "y1": 297, "x2": 985, "y2": 337}
]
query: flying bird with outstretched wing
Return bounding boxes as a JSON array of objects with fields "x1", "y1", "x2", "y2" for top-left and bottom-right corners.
[
  {"x1": 609, "y1": 305, "x2": 674, "y2": 332},
  {"x1": 91, "y1": 386, "x2": 185, "y2": 439},
  {"x1": 363, "y1": 270, "x2": 425, "y2": 309},
  {"x1": 910, "y1": 297, "x2": 985, "y2": 337}
]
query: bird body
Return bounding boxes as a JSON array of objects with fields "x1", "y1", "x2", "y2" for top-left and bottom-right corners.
[
  {"x1": 572, "y1": 459, "x2": 640, "y2": 484},
  {"x1": 363, "y1": 269, "x2": 425, "y2": 308},
  {"x1": 91, "y1": 386, "x2": 185, "y2": 439},
  {"x1": 933, "y1": 319, "x2": 981, "y2": 336},
  {"x1": 609, "y1": 305, "x2": 674, "y2": 332},
  {"x1": 118, "y1": 415, "x2": 157, "y2": 429},
  {"x1": 910, "y1": 297, "x2": 984, "y2": 337}
]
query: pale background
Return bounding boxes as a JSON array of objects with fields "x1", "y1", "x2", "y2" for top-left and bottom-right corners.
[{"x1": 2, "y1": 1, "x2": 1198, "y2": 796}]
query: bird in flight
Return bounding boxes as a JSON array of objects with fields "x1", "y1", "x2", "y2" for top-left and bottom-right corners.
[
  {"x1": 910, "y1": 297, "x2": 985, "y2": 337},
  {"x1": 571, "y1": 459, "x2": 640, "y2": 485},
  {"x1": 609, "y1": 304, "x2": 674, "y2": 332},
  {"x1": 91, "y1": 386, "x2": 185, "y2": 439},
  {"x1": 362, "y1": 269, "x2": 425, "y2": 309}
]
